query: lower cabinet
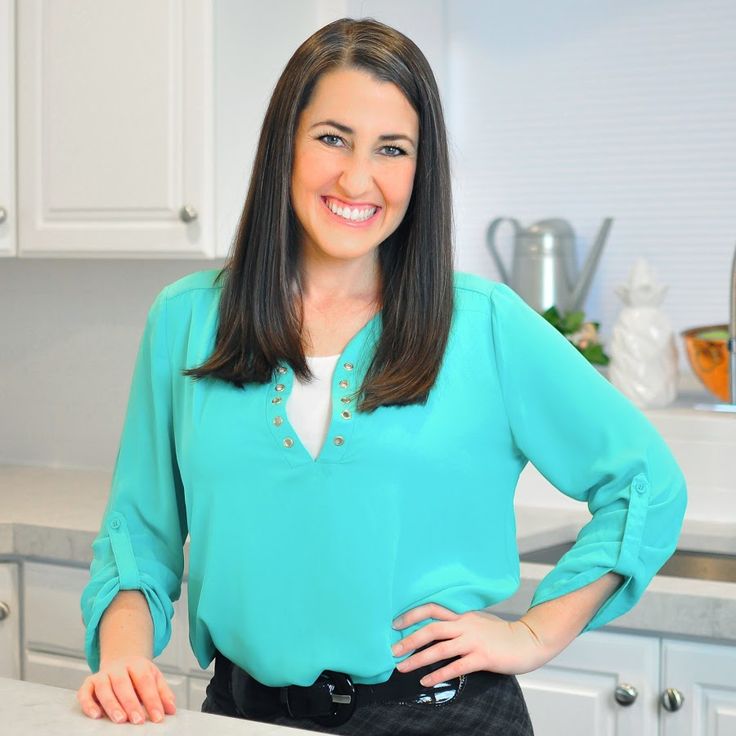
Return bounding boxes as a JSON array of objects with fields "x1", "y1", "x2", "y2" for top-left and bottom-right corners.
[
  {"x1": 660, "y1": 639, "x2": 736, "y2": 736},
  {"x1": 518, "y1": 629, "x2": 736, "y2": 736},
  {"x1": 0, "y1": 562, "x2": 20, "y2": 678}
]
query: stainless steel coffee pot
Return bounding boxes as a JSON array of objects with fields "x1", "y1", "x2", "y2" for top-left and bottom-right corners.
[{"x1": 485, "y1": 217, "x2": 613, "y2": 313}]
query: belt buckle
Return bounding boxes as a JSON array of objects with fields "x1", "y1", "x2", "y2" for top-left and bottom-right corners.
[{"x1": 284, "y1": 670, "x2": 357, "y2": 727}]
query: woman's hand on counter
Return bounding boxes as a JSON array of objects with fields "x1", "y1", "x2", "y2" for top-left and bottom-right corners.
[{"x1": 76, "y1": 655, "x2": 177, "y2": 724}]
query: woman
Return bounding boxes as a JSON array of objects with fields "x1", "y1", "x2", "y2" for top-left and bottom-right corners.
[{"x1": 77, "y1": 17, "x2": 687, "y2": 735}]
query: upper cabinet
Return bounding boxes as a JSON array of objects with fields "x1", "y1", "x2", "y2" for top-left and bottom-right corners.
[
  {"x1": 16, "y1": 0, "x2": 215, "y2": 258},
  {"x1": 0, "y1": 0, "x2": 15, "y2": 257}
]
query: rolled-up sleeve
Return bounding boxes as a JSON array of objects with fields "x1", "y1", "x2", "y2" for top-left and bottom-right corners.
[
  {"x1": 489, "y1": 282, "x2": 687, "y2": 633},
  {"x1": 81, "y1": 286, "x2": 187, "y2": 672}
]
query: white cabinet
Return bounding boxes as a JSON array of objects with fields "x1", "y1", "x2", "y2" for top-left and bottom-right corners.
[
  {"x1": 22, "y1": 561, "x2": 211, "y2": 710},
  {"x1": 518, "y1": 630, "x2": 659, "y2": 735},
  {"x1": 0, "y1": 0, "x2": 15, "y2": 257},
  {"x1": 518, "y1": 630, "x2": 736, "y2": 736},
  {"x1": 0, "y1": 562, "x2": 20, "y2": 678},
  {"x1": 16, "y1": 0, "x2": 215, "y2": 258},
  {"x1": 661, "y1": 638, "x2": 736, "y2": 736}
]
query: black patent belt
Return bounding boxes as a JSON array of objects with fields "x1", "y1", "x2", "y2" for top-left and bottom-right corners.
[{"x1": 223, "y1": 641, "x2": 493, "y2": 728}]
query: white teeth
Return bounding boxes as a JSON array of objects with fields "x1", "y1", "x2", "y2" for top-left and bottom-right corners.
[{"x1": 325, "y1": 198, "x2": 377, "y2": 222}]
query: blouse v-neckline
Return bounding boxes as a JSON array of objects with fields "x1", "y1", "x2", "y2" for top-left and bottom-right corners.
[{"x1": 265, "y1": 311, "x2": 382, "y2": 467}]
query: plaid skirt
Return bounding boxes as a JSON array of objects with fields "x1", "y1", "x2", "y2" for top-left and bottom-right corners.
[{"x1": 201, "y1": 648, "x2": 535, "y2": 735}]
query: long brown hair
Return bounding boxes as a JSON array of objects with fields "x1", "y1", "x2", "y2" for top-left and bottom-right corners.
[{"x1": 183, "y1": 17, "x2": 454, "y2": 412}]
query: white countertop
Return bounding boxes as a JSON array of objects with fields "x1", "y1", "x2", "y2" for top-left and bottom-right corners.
[
  {"x1": 0, "y1": 677, "x2": 317, "y2": 736},
  {"x1": 1, "y1": 463, "x2": 735, "y2": 643}
]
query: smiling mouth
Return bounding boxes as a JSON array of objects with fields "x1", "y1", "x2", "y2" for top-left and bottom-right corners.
[{"x1": 321, "y1": 196, "x2": 381, "y2": 224}]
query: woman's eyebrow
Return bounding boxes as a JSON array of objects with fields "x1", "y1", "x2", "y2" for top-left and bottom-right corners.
[{"x1": 309, "y1": 119, "x2": 416, "y2": 146}]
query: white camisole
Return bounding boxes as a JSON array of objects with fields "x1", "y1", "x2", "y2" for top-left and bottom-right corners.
[{"x1": 285, "y1": 354, "x2": 341, "y2": 459}]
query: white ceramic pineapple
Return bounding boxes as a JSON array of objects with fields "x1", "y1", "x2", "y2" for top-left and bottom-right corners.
[{"x1": 609, "y1": 258, "x2": 678, "y2": 408}]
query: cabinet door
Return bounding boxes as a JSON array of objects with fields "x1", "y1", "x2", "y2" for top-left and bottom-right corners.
[
  {"x1": 0, "y1": 562, "x2": 20, "y2": 678},
  {"x1": 517, "y1": 629, "x2": 659, "y2": 736},
  {"x1": 17, "y1": 0, "x2": 214, "y2": 258},
  {"x1": 0, "y1": 0, "x2": 15, "y2": 257},
  {"x1": 661, "y1": 638, "x2": 736, "y2": 736}
]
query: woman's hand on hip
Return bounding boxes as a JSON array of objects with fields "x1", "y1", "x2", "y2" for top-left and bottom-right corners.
[
  {"x1": 76, "y1": 655, "x2": 177, "y2": 724},
  {"x1": 390, "y1": 603, "x2": 550, "y2": 685}
]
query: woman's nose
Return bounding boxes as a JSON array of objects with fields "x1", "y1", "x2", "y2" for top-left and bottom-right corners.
[{"x1": 337, "y1": 154, "x2": 372, "y2": 198}]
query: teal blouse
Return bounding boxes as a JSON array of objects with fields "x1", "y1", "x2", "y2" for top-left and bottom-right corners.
[{"x1": 80, "y1": 269, "x2": 687, "y2": 686}]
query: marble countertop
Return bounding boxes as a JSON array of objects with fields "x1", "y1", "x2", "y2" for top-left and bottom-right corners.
[
  {"x1": 0, "y1": 676, "x2": 316, "y2": 735},
  {"x1": 1, "y1": 464, "x2": 735, "y2": 644}
]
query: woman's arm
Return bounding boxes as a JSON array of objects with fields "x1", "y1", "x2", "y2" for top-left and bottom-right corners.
[
  {"x1": 390, "y1": 572, "x2": 626, "y2": 683},
  {"x1": 78, "y1": 588, "x2": 177, "y2": 724},
  {"x1": 99, "y1": 590, "x2": 153, "y2": 664},
  {"x1": 519, "y1": 572, "x2": 625, "y2": 659}
]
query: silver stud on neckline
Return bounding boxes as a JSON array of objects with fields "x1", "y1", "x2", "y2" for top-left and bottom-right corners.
[
  {"x1": 273, "y1": 416, "x2": 283, "y2": 426},
  {"x1": 272, "y1": 397, "x2": 282, "y2": 404},
  {"x1": 339, "y1": 379, "x2": 349, "y2": 389},
  {"x1": 275, "y1": 383, "x2": 285, "y2": 392},
  {"x1": 333, "y1": 435, "x2": 345, "y2": 446},
  {"x1": 343, "y1": 362, "x2": 354, "y2": 371},
  {"x1": 283, "y1": 437, "x2": 294, "y2": 448}
]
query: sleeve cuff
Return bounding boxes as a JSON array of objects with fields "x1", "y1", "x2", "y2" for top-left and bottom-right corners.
[
  {"x1": 82, "y1": 512, "x2": 177, "y2": 673},
  {"x1": 528, "y1": 472, "x2": 652, "y2": 632}
]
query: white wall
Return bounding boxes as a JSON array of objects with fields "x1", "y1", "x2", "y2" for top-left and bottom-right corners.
[
  {"x1": 445, "y1": 0, "x2": 735, "y2": 352},
  {"x1": 1, "y1": 0, "x2": 733, "y2": 471}
]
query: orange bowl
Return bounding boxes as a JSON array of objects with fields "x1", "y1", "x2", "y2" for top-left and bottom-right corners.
[{"x1": 681, "y1": 324, "x2": 730, "y2": 401}]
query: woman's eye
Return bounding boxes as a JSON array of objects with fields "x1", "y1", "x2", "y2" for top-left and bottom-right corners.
[
  {"x1": 319, "y1": 134, "x2": 344, "y2": 147},
  {"x1": 382, "y1": 145, "x2": 406, "y2": 157}
]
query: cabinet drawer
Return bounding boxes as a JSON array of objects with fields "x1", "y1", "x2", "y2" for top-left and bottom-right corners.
[{"x1": 24, "y1": 562, "x2": 89, "y2": 657}]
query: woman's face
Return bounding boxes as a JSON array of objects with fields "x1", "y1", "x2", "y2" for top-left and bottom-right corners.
[{"x1": 291, "y1": 67, "x2": 419, "y2": 270}]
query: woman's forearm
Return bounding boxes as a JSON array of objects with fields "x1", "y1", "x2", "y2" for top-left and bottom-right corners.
[
  {"x1": 519, "y1": 572, "x2": 625, "y2": 659},
  {"x1": 99, "y1": 589, "x2": 153, "y2": 665}
]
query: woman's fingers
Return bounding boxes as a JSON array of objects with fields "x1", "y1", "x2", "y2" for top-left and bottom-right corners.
[
  {"x1": 393, "y1": 602, "x2": 460, "y2": 629},
  {"x1": 76, "y1": 676, "x2": 103, "y2": 719},
  {"x1": 90, "y1": 673, "x2": 131, "y2": 723},
  {"x1": 109, "y1": 666, "x2": 152, "y2": 724},
  {"x1": 77, "y1": 656, "x2": 177, "y2": 723},
  {"x1": 155, "y1": 668, "x2": 177, "y2": 714},
  {"x1": 128, "y1": 663, "x2": 166, "y2": 722}
]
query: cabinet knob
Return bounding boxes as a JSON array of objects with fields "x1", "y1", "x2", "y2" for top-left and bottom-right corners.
[
  {"x1": 614, "y1": 683, "x2": 638, "y2": 705},
  {"x1": 661, "y1": 688, "x2": 685, "y2": 712},
  {"x1": 0, "y1": 601, "x2": 10, "y2": 620},
  {"x1": 0, "y1": 206, "x2": 7, "y2": 224},
  {"x1": 179, "y1": 205, "x2": 198, "y2": 223}
]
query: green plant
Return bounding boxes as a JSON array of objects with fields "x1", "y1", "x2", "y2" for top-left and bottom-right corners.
[{"x1": 541, "y1": 306, "x2": 610, "y2": 366}]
